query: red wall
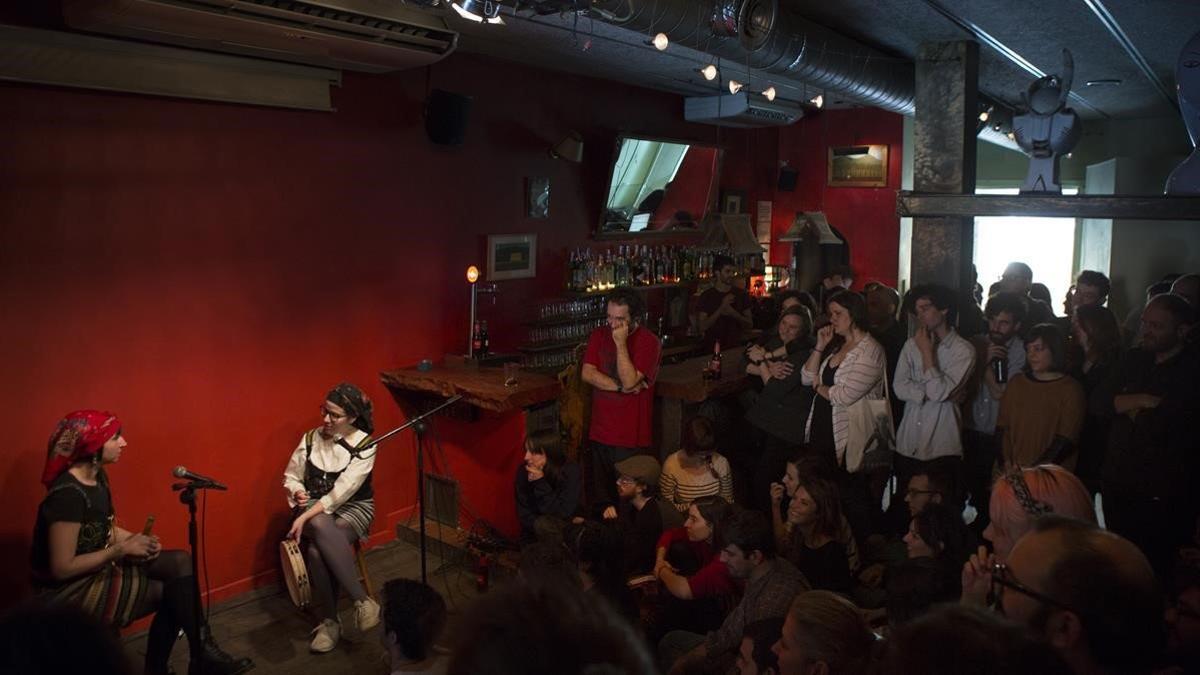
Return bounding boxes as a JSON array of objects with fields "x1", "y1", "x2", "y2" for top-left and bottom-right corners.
[
  {"x1": 769, "y1": 107, "x2": 905, "y2": 288},
  {"x1": 0, "y1": 53, "x2": 775, "y2": 607},
  {"x1": 0, "y1": 51, "x2": 900, "y2": 609}
]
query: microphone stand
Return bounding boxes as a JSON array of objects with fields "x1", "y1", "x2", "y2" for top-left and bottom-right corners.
[
  {"x1": 170, "y1": 478, "x2": 231, "y2": 673},
  {"x1": 365, "y1": 393, "x2": 463, "y2": 583}
]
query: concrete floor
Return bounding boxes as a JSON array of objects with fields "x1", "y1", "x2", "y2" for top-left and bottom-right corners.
[{"x1": 124, "y1": 539, "x2": 482, "y2": 674}]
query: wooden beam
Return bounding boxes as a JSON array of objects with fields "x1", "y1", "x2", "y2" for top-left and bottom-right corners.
[
  {"x1": 911, "y1": 41, "x2": 979, "y2": 291},
  {"x1": 898, "y1": 192, "x2": 1200, "y2": 220}
]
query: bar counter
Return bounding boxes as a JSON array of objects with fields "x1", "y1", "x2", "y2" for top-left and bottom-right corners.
[
  {"x1": 655, "y1": 348, "x2": 750, "y2": 455},
  {"x1": 380, "y1": 356, "x2": 561, "y2": 412}
]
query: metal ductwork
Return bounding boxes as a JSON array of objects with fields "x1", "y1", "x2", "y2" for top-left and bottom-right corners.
[{"x1": 588, "y1": 0, "x2": 916, "y2": 115}]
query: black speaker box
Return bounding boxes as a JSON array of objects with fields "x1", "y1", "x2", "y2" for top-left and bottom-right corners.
[
  {"x1": 777, "y1": 165, "x2": 799, "y2": 191},
  {"x1": 425, "y1": 89, "x2": 472, "y2": 146}
]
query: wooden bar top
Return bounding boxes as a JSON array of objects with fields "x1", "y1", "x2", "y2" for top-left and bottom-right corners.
[
  {"x1": 655, "y1": 349, "x2": 750, "y2": 402},
  {"x1": 380, "y1": 356, "x2": 562, "y2": 413}
]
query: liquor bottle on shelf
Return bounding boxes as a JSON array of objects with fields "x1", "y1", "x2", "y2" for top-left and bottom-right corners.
[
  {"x1": 480, "y1": 320, "x2": 490, "y2": 356},
  {"x1": 472, "y1": 320, "x2": 483, "y2": 356}
]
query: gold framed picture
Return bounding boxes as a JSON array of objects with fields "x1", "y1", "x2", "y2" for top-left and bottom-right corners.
[{"x1": 827, "y1": 145, "x2": 889, "y2": 187}]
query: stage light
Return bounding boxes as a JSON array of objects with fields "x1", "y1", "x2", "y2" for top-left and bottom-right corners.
[
  {"x1": 699, "y1": 64, "x2": 718, "y2": 81},
  {"x1": 810, "y1": 94, "x2": 824, "y2": 108},
  {"x1": 762, "y1": 86, "x2": 777, "y2": 102},
  {"x1": 729, "y1": 79, "x2": 744, "y2": 94}
]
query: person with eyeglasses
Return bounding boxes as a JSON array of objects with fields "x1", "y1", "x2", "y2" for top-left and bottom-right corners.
[
  {"x1": 994, "y1": 515, "x2": 1164, "y2": 675},
  {"x1": 281, "y1": 382, "x2": 381, "y2": 653}
]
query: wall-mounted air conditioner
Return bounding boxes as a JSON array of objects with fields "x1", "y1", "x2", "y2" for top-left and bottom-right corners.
[{"x1": 684, "y1": 92, "x2": 803, "y2": 128}]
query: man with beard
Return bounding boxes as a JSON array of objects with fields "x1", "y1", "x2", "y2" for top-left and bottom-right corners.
[
  {"x1": 964, "y1": 293, "x2": 1026, "y2": 530},
  {"x1": 1102, "y1": 293, "x2": 1200, "y2": 580}
]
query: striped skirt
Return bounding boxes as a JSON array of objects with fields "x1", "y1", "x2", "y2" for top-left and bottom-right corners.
[
  {"x1": 35, "y1": 560, "x2": 149, "y2": 627},
  {"x1": 334, "y1": 499, "x2": 375, "y2": 541}
]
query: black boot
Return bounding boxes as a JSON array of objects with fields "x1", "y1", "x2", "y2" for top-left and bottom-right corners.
[
  {"x1": 188, "y1": 635, "x2": 253, "y2": 675},
  {"x1": 160, "y1": 576, "x2": 253, "y2": 675}
]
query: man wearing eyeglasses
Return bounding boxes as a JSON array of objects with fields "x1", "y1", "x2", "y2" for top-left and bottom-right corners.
[{"x1": 997, "y1": 516, "x2": 1163, "y2": 675}]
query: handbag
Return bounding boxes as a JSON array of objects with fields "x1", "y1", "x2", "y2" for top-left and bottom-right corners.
[{"x1": 842, "y1": 363, "x2": 896, "y2": 474}]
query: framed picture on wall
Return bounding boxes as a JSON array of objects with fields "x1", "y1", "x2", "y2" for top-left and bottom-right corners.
[
  {"x1": 827, "y1": 144, "x2": 889, "y2": 187},
  {"x1": 722, "y1": 189, "x2": 746, "y2": 214},
  {"x1": 487, "y1": 233, "x2": 538, "y2": 281}
]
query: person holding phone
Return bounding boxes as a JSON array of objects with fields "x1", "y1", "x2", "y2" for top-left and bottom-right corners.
[{"x1": 581, "y1": 287, "x2": 662, "y2": 516}]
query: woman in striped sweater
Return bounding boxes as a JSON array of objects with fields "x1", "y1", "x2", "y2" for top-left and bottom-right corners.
[
  {"x1": 659, "y1": 416, "x2": 735, "y2": 513},
  {"x1": 801, "y1": 290, "x2": 887, "y2": 544}
]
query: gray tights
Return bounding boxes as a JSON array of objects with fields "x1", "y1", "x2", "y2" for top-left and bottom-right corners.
[{"x1": 302, "y1": 512, "x2": 366, "y2": 622}]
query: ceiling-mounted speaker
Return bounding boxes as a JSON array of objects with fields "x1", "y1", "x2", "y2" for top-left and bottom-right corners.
[
  {"x1": 777, "y1": 165, "x2": 799, "y2": 191},
  {"x1": 426, "y1": 89, "x2": 472, "y2": 146}
]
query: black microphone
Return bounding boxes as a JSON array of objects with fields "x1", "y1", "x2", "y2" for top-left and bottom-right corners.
[{"x1": 172, "y1": 466, "x2": 228, "y2": 490}]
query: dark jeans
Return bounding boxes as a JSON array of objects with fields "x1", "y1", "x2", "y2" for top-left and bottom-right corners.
[
  {"x1": 589, "y1": 441, "x2": 638, "y2": 509},
  {"x1": 963, "y1": 430, "x2": 1000, "y2": 531}
]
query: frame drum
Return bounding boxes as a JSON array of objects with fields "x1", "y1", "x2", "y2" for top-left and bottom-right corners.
[{"x1": 280, "y1": 538, "x2": 311, "y2": 608}]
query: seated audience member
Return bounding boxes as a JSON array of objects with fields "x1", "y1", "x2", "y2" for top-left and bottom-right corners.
[
  {"x1": 1068, "y1": 305, "x2": 1122, "y2": 494},
  {"x1": 885, "y1": 557, "x2": 960, "y2": 629},
  {"x1": 381, "y1": 578, "x2": 449, "y2": 675},
  {"x1": 447, "y1": 580, "x2": 656, "y2": 675},
  {"x1": 653, "y1": 496, "x2": 736, "y2": 636},
  {"x1": 771, "y1": 590, "x2": 875, "y2": 675},
  {"x1": 514, "y1": 430, "x2": 581, "y2": 543},
  {"x1": 998, "y1": 262, "x2": 1055, "y2": 330},
  {"x1": 903, "y1": 502, "x2": 970, "y2": 573},
  {"x1": 564, "y1": 520, "x2": 638, "y2": 623},
  {"x1": 1102, "y1": 293, "x2": 1200, "y2": 581},
  {"x1": 780, "y1": 473, "x2": 853, "y2": 594},
  {"x1": 660, "y1": 417, "x2": 735, "y2": 513},
  {"x1": 1164, "y1": 558, "x2": 1200, "y2": 674},
  {"x1": 882, "y1": 603, "x2": 1071, "y2": 675},
  {"x1": 662, "y1": 510, "x2": 809, "y2": 675},
  {"x1": 998, "y1": 516, "x2": 1165, "y2": 675},
  {"x1": 0, "y1": 603, "x2": 134, "y2": 675},
  {"x1": 965, "y1": 292, "x2": 1026, "y2": 530},
  {"x1": 609, "y1": 454, "x2": 684, "y2": 575},
  {"x1": 961, "y1": 466, "x2": 1095, "y2": 605},
  {"x1": 736, "y1": 618, "x2": 786, "y2": 675},
  {"x1": 744, "y1": 307, "x2": 815, "y2": 511},
  {"x1": 995, "y1": 324, "x2": 1085, "y2": 472},
  {"x1": 770, "y1": 455, "x2": 861, "y2": 580},
  {"x1": 903, "y1": 466, "x2": 953, "y2": 518}
]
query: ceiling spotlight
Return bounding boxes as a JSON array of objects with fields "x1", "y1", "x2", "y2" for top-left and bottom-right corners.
[
  {"x1": 699, "y1": 64, "x2": 718, "y2": 81},
  {"x1": 1006, "y1": 131, "x2": 1016, "y2": 140},
  {"x1": 451, "y1": 0, "x2": 504, "y2": 24},
  {"x1": 979, "y1": 109, "x2": 990, "y2": 122},
  {"x1": 762, "y1": 86, "x2": 777, "y2": 102},
  {"x1": 651, "y1": 32, "x2": 669, "y2": 51},
  {"x1": 729, "y1": 79, "x2": 744, "y2": 94},
  {"x1": 809, "y1": 94, "x2": 824, "y2": 109}
]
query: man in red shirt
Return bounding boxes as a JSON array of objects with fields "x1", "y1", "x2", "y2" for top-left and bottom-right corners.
[{"x1": 582, "y1": 287, "x2": 662, "y2": 516}]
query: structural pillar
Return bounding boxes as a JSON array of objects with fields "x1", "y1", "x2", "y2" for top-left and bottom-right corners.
[{"x1": 911, "y1": 41, "x2": 979, "y2": 292}]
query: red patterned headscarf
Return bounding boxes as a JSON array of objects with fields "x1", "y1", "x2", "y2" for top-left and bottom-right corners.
[{"x1": 42, "y1": 410, "x2": 122, "y2": 487}]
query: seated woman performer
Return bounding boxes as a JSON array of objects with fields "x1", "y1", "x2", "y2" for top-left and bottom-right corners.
[
  {"x1": 283, "y1": 383, "x2": 382, "y2": 653},
  {"x1": 31, "y1": 410, "x2": 251, "y2": 675}
]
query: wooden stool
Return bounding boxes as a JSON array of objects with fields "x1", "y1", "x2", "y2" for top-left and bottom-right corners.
[{"x1": 353, "y1": 540, "x2": 375, "y2": 601}]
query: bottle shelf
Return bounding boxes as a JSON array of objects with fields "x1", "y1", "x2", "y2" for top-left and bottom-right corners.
[
  {"x1": 565, "y1": 282, "x2": 694, "y2": 296},
  {"x1": 518, "y1": 338, "x2": 586, "y2": 353},
  {"x1": 526, "y1": 312, "x2": 607, "y2": 327}
]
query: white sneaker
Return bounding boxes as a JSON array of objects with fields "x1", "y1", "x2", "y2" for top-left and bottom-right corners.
[
  {"x1": 355, "y1": 597, "x2": 381, "y2": 631},
  {"x1": 310, "y1": 619, "x2": 340, "y2": 653}
]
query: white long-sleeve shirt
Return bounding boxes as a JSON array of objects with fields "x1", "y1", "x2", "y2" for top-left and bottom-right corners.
[
  {"x1": 282, "y1": 428, "x2": 374, "y2": 513},
  {"x1": 892, "y1": 330, "x2": 975, "y2": 460}
]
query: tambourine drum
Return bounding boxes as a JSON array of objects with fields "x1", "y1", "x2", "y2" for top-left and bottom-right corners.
[{"x1": 280, "y1": 539, "x2": 311, "y2": 608}]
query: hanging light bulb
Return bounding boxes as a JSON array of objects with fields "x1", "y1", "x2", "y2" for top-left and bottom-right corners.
[
  {"x1": 761, "y1": 86, "x2": 777, "y2": 101},
  {"x1": 809, "y1": 94, "x2": 824, "y2": 109},
  {"x1": 1006, "y1": 131, "x2": 1016, "y2": 140},
  {"x1": 699, "y1": 64, "x2": 718, "y2": 81},
  {"x1": 729, "y1": 79, "x2": 744, "y2": 94},
  {"x1": 651, "y1": 32, "x2": 669, "y2": 51},
  {"x1": 978, "y1": 109, "x2": 990, "y2": 122}
]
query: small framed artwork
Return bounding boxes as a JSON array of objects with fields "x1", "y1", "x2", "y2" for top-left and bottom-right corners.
[
  {"x1": 722, "y1": 189, "x2": 746, "y2": 214},
  {"x1": 526, "y1": 176, "x2": 549, "y2": 219},
  {"x1": 487, "y1": 233, "x2": 538, "y2": 281},
  {"x1": 828, "y1": 145, "x2": 889, "y2": 187}
]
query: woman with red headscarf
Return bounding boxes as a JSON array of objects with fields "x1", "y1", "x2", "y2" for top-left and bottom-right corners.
[{"x1": 31, "y1": 410, "x2": 251, "y2": 675}]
